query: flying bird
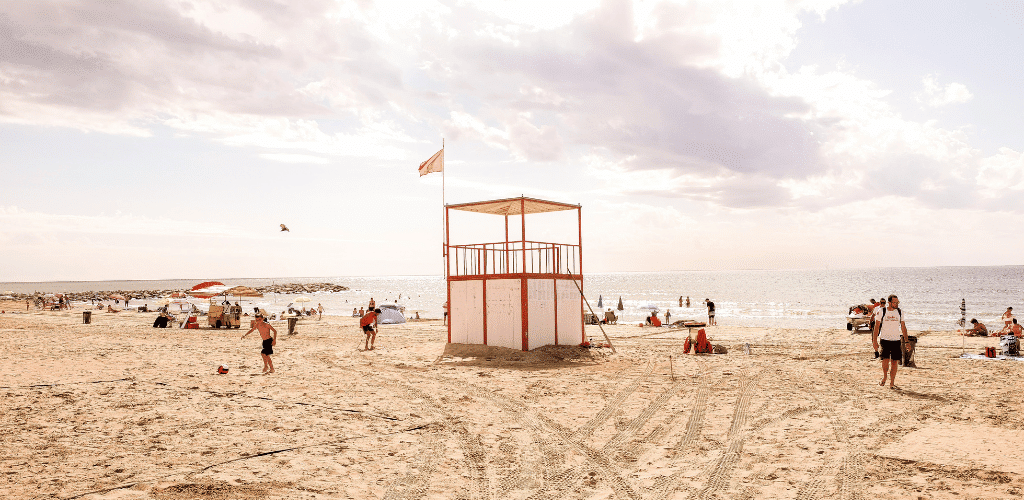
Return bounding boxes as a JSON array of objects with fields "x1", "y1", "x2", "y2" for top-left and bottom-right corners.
[{"x1": 280, "y1": 224, "x2": 290, "y2": 232}]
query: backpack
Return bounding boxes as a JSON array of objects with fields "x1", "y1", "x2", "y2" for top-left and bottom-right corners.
[{"x1": 1000, "y1": 335, "x2": 1020, "y2": 356}]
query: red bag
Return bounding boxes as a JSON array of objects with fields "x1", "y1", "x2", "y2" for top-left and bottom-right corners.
[
  {"x1": 985, "y1": 346, "x2": 996, "y2": 358},
  {"x1": 683, "y1": 337, "x2": 692, "y2": 354},
  {"x1": 695, "y1": 328, "x2": 713, "y2": 354}
]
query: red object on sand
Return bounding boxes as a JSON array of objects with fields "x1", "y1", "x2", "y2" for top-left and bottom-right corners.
[
  {"x1": 695, "y1": 328, "x2": 712, "y2": 354},
  {"x1": 683, "y1": 337, "x2": 692, "y2": 354}
]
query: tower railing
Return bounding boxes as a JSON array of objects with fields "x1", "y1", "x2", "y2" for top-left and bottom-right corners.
[{"x1": 447, "y1": 241, "x2": 580, "y2": 277}]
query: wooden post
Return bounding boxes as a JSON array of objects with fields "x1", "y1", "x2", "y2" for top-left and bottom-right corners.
[{"x1": 521, "y1": 197, "x2": 528, "y2": 351}]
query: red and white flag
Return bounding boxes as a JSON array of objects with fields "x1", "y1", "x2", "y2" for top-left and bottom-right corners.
[{"x1": 418, "y1": 148, "x2": 443, "y2": 176}]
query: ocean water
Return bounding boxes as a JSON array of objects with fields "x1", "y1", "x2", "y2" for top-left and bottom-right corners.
[{"x1": 3, "y1": 266, "x2": 1022, "y2": 331}]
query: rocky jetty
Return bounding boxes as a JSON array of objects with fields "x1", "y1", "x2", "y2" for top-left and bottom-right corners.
[{"x1": 2, "y1": 282, "x2": 349, "y2": 303}]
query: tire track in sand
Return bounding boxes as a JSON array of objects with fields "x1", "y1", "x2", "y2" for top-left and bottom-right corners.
[
  {"x1": 570, "y1": 362, "x2": 655, "y2": 440},
  {"x1": 688, "y1": 370, "x2": 761, "y2": 500}
]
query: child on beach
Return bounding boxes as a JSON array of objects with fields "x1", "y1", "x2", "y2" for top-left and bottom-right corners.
[
  {"x1": 360, "y1": 308, "x2": 380, "y2": 350},
  {"x1": 242, "y1": 315, "x2": 278, "y2": 374}
]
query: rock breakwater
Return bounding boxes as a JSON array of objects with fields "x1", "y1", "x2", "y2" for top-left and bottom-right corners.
[{"x1": 3, "y1": 282, "x2": 349, "y2": 303}]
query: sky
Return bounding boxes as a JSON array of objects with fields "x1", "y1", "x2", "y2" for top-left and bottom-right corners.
[{"x1": 1, "y1": 0, "x2": 1023, "y2": 282}]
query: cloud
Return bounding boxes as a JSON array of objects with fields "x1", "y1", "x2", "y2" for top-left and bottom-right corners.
[{"x1": 914, "y1": 75, "x2": 973, "y2": 107}]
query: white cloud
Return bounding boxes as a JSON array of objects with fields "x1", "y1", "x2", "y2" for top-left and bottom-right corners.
[{"x1": 915, "y1": 75, "x2": 974, "y2": 107}]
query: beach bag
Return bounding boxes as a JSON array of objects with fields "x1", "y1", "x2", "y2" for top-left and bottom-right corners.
[
  {"x1": 985, "y1": 346, "x2": 996, "y2": 358},
  {"x1": 683, "y1": 337, "x2": 692, "y2": 354},
  {"x1": 713, "y1": 344, "x2": 728, "y2": 354},
  {"x1": 903, "y1": 336, "x2": 917, "y2": 368},
  {"x1": 694, "y1": 329, "x2": 713, "y2": 354},
  {"x1": 1000, "y1": 335, "x2": 1020, "y2": 356}
]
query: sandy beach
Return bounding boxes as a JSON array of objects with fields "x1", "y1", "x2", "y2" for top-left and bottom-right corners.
[{"x1": 2, "y1": 304, "x2": 1022, "y2": 500}]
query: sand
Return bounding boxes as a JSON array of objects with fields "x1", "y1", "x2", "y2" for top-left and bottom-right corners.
[{"x1": 2, "y1": 303, "x2": 1022, "y2": 499}]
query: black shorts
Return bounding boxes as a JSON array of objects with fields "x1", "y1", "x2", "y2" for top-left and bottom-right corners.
[
  {"x1": 362, "y1": 324, "x2": 375, "y2": 333},
  {"x1": 261, "y1": 338, "x2": 274, "y2": 355},
  {"x1": 879, "y1": 339, "x2": 901, "y2": 360}
]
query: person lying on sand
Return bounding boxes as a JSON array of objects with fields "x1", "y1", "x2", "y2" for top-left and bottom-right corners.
[
  {"x1": 962, "y1": 318, "x2": 988, "y2": 336},
  {"x1": 107, "y1": 305, "x2": 120, "y2": 313}
]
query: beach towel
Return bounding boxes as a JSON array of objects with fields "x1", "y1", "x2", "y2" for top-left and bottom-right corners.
[{"x1": 960, "y1": 353, "x2": 1024, "y2": 362}]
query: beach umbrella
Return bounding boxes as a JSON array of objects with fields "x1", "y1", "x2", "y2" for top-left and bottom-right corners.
[
  {"x1": 294, "y1": 296, "x2": 311, "y2": 310},
  {"x1": 109, "y1": 294, "x2": 125, "y2": 301},
  {"x1": 597, "y1": 295, "x2": 603, "y2": 308},
  {"x1": 617, "y1": 297, "x2": 623, "y2": 311}
]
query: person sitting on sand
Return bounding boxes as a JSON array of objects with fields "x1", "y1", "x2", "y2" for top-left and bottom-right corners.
[
  {"x1": 107, "y1": 305, "x2": 120, "y2": 313},
  {"x1": 241, "y1": 315, "x2": 278, "y2": 374},
  {"x1": 352, "y1": 307, "x2": 358, "y2": 317},
  {"x1": 963, "y1": 318, "x2": 988, "y2": 336},
  {"x1": 1011, "y1": 319, "x2": 1022, "y2": 338},
  {"x1": 998, "y1": 307, "x2": 1014, "y2": 334}
]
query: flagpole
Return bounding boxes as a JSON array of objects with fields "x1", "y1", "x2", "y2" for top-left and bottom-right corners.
[{"x1": 442, "y1": 137, "x2": 447, "y2": 282}]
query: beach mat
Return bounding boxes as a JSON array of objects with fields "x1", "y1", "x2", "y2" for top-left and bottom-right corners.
[{"x1": 959, "y1": 353, "x2": 1024, "y2": 362}]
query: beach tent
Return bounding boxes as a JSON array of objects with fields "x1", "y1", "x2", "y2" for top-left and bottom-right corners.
[{"x1": 377, "y1": 304, "x2": 406, "y2": 324}]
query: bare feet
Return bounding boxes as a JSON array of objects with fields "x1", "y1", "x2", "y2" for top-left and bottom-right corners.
[{"x1": 879, "y1": 378, "x2": 886, "y2": 386}]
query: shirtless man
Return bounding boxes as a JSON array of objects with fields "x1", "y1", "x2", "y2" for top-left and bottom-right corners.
[
  {"x1": 360, "y1": 308, "x2": 380, "y2": 350},
  {"x1": 242, "y1": 315, "x2": 278, "y2": 374},
  {"x1": 964, "y1": 318, "x2": 987, "y2": 337},
  {"x1": 1011, "y1": 319, "x2": 1023, "y2": 338}
]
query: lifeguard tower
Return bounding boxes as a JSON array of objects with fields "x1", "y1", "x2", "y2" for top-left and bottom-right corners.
[{"x1": 445, "y1": 196, "x2": 584, "y2": 351}]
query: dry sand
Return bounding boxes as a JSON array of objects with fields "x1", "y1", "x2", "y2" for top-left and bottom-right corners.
[{"x1": 2, "y1": 303, "x2": 1022, "y2": 499}]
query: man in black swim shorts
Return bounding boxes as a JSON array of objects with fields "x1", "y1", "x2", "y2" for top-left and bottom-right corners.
[
  {"x1": 872, "y1": 295, "x2": 908, "y2": 389},
  {"x1": 242, "y1": 315, "x2": 279, "y2": 374},
  {"x1": 360, "y1": 308, "x2": 380, "y2": 350}
]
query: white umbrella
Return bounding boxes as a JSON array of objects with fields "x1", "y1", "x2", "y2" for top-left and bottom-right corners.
[{"x1": 294, "y1": 296, "x2": 311, "y2": 311}]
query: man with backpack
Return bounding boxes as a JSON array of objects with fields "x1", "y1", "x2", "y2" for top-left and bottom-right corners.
[{"x1": 872, "y1": 294, "x2": 908, "y2": 389}]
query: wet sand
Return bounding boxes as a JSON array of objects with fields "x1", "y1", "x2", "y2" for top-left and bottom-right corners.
[{"x1": 2, "y1": 304, "x2": 1021, "y2": 499}]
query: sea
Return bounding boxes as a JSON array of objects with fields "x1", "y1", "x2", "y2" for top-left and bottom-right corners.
[{"x1": 3, "y1": 266, "x2": 1023, "y2": 331}]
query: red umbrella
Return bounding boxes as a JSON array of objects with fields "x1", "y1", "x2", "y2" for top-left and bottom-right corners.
[{"x1": 191, "y1": 281, "x2": 224, "y2": 291}]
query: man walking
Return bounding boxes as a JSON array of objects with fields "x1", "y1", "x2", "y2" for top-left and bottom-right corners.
[{"x1": 872, "y1": 294, "x2": 908, "y2": 389}]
